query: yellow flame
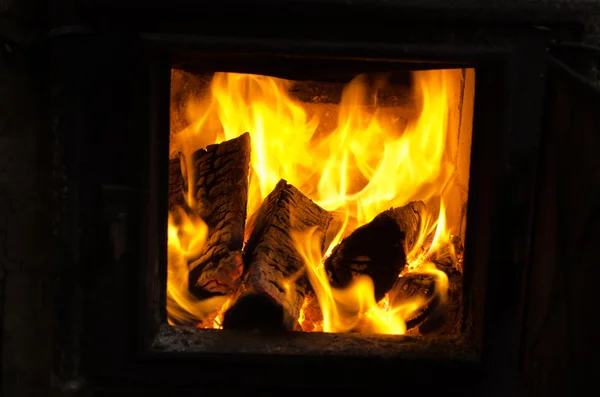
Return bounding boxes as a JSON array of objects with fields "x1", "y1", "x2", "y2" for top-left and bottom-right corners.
[
  {"x1": 291, "y1": 200, "x2": 455, "y2": 335},
  {"x1": 168, "y1": 68, "x2": 469, "y2": 333},
  {"x1": 292, "y1": 212, "x2": 449, "y2": 335},
  {"x1": 166, "y1": 207, "x2": 229, "y2": 327},
  {"x1": 409, "y1": 200, "x2": 453, "y2": 306}
]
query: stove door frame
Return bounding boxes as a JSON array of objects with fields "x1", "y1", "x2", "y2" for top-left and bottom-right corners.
[
  {"x1": 143, "y1": 27, "x2": 547, "y2": 385},
  {"x1": 50, "y1": 24, "x2": 550, "y2": 394}
]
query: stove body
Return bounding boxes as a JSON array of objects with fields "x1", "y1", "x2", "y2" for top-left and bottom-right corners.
[{"x1": 4, "y1": 1, "x2": 600, "y2": 396}]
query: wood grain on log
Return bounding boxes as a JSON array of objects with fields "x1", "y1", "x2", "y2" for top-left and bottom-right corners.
[
  {"x1": 390, "y1": 273, "x2": 438, "y2": 330},
  {"x1": 186, "y1": 132, "x2": 251, "y2": 299},
  {"x1": 415, "y1": 267, "x2": 462, "y2": 336},
  {"x1": 420, "y1": 235, "x2": 463, "y2": 335},
  {"x1": 324, "y1": 201, "x2": 426, "y2": 302},
  {"x1": 222, "y1": 179, "x2": 333, "y2": 330},
  {"x1": 390, "y1": 235, "x2": 464, "y2": 335}
]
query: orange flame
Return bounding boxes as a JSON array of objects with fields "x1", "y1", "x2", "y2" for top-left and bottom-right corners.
[
  {"x1": 292, "y1": 201, "x2": 453, "y2": 335},
  {"x1": 168, "y1": 68, "x2": 472, "y2": 333},
  {"x1": 166, "y1": 207, "x2": 229, "y2": 327}
]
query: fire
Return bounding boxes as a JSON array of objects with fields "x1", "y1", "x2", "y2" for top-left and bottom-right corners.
[
  {"x1": 166, "y1": 207, "x2": 230, "y2": 327},
  {"x1": 168, "y1": 68, "x2": 471, "y2": 334},
  {"x1": 292, "y1": 202, "x2": 453, "y2": 335}
]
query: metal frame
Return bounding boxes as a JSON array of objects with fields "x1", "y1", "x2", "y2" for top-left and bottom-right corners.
[
  {"x1": 50, "y1": 23, "x2": 551, "y2": 394},
  {"x1": 145, "y1": 26, "x2": 546, "y2": 386}
]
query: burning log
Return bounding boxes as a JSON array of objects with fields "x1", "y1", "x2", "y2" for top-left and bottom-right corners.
[
  {"x1": 168, "y1": 156, "x2": 185, "y2": 209},
  {"x1": 186, "y1": 132, "x2": 252, "y2": 299},
  {"x1": 324, "y1": 201, "x2": 426, "y2": 301},
  {"x1": 390, "y1": 273, "x2": 438, "y2": 331},
  {"x1": 393, "y1": 269, "x2": 462, "y2": 336},
  {"x1": 297, "y1": 293, "x2": 324, "y2": 332},
  {"x1": 390, "y1": 235, "x2": 464, "y2": 335},
  {"x1": 222, "y1": 179, "x2": 333, "y2": 330},
  {"x1": 416, "y1": 267, "x2": 462, "y2": 335},
  {"x1": 418, "y1": 236, "x2": 463, "y2": 335}
]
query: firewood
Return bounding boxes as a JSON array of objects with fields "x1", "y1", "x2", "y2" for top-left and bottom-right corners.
[
  {"x1": 390, "y1": 273, "x2": 438, "y2": 331},
  {"x1": 185, "y1": 132, "x2": 252, "y2": 299},
  {"x1": 418, "y1": 236, "x2": 463, "y2": 335},
  {"x1": 390, "y1": 235, "x2": 464, "y2": 335},
  {"x1": 168, "y1": 156, "x2": 185, "y2": 209},
  {"x1": 415, "y1": 267, "x2": 462, "y2": 335},
  {"x1": 324, "y1": 201, "x2": 426, "y2": 302},
  {"x1": 222, "y1": 179, "x2": 333, "y2": 330}
]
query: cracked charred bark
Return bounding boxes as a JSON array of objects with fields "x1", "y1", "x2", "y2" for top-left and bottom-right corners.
[
  {"x1": 324, "y1": 201, "x2": 426, "y2": 301},
  {"x1": 185, "y1": 132, "x2": 251, "y2": 299},
  {"x1": 223, "y1": 179, "x2": 332, "y2": 331}
]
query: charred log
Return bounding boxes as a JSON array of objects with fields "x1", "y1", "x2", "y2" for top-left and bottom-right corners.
[
  {"x1": 222, "y1": 179, "x2": 333, "y2": 330},
  {"x1": 186, "y1": 132, "x2": 252, "y2": 299},
  {"x1": 416, "y1": 267, "x2": 462, "y2": 335},
  {"x1": 390, "y1": 273, "x2": 439, "y2": 330},
  {"x1": 418, "y1": 236, "x2": 464, "y2": 335},
  {"x1": 390, "y1": 235, "x2": 464, "y2": 335},
  {"x1": 324, "y1": 201, "x2": 426, "y2": 301}
]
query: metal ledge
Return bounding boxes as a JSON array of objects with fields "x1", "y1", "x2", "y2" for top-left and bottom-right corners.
[{"x1": 151, "y1": 324, "x2": 478, "y2": 361}]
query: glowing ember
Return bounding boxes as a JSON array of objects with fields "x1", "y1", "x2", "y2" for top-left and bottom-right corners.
[{"x1": 167, "y1": 68, "x2": 474, "y2": 334}]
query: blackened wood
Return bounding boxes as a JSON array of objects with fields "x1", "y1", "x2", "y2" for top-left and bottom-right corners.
[
  {"x1": 391, "y1": 273, "x2": 438, "y2": 330},
  {"x1": 429, "y1": 235, "x2": 464, "y2": 271},
  {"x1": 324, "y1": 201, "x2": 426, "y2": 302},
  {"x1": 416, "y1": 267, "x2": 462, "y2": 335},
  {"x1": 186, "y1": 132, "x2": 251, "y2": 298},
  {"x1": 431, "y1": 237, "x2": 464, "y2": 335},
  {"x1": 390, "y1": 236, "x2": 464, "y2": 335},
  {"x1": 168, "y1": 156, "x2": 185, "y2": 209},
  {"x1": 222, "y1": 179, "x2": 333, "y2": 330},
  {"x1": 389, "y1": 271, "x2": 462, "y2": 336}
]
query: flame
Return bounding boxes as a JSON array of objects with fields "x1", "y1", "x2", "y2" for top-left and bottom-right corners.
[
  {"x1": 292, "y1": 201, "x2": 453, "y2": 335},
  {"x1": 168, "y1": 68, "x2": 470, "y2": 333},
  {"x1": 172, "y1": 73, "x2": 319, "y2": 217},
  {"x1": 196, "y1": 296, "x2": 233, "y2": 329},
  {"x1": 166, "y1": 207, "x2": 229, "y2": 327}
]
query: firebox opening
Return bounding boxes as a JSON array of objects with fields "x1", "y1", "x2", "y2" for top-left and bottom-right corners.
[{"x1": 166, "y1": 67, "x2": 475, "y2": 338}]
